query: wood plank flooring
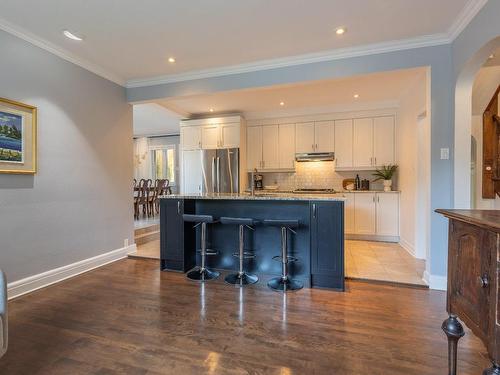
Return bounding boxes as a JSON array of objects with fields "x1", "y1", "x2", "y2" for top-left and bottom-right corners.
[{"x1": 0, "y1": 259, "x2": 490, "y2": 374}]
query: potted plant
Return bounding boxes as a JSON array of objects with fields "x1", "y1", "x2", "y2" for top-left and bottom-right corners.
[{"x1": 372, "y1": 164, "x2": 398, "y2": 192}]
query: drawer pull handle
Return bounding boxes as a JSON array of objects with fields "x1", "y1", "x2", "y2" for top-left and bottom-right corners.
[{"x1": 479, "y1": 274, "x2": 489, "y2": 288}]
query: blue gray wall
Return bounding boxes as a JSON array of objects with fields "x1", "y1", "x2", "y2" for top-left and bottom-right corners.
[{"x1": 0, "y1": 30, "x2": 133, "y2": 282}]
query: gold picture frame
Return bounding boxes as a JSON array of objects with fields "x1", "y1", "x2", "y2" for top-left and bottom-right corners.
[{"x1": 0, "y1": 97, "x2": 37, "y2": 174}]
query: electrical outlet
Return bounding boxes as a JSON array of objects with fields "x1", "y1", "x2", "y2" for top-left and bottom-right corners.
[
  {"x1": 440, "y1": 148, "x2": 449, "y2": 160},
  {"x1": 124, "y1": 238, "x2": 129, "y2": 247}
]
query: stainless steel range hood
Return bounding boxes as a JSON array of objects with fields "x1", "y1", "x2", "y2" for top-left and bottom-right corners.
[{"x1": 295, "y1": 152, "x2": 335, "y2": 162}]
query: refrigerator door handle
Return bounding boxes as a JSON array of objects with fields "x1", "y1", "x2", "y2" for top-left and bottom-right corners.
[
  {"x1": 216, "y1": 157, "x2": 220, "y2": 193},
  {"x1": 211, "y1": 157, "x2": 216, "y2": 193}
]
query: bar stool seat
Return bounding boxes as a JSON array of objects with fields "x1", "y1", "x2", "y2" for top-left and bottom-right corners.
[
  {"x1": 183, "y1": 214, "x2": 220, "y2": 281},
  {"x1": 263, "y1": 219, "x2": 303, "y2": 292},
  {"x1": 220, "y1": 216, "x2": 259, "y2": 286}
]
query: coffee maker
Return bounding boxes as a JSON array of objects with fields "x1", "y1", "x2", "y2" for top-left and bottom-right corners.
[{"x1": 253, "y1": 172, "x2": 263, "y2": 190}]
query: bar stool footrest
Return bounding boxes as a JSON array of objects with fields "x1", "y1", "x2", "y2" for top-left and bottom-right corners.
[
  {"x1": 232, "y1": 251, "x2": 256, "y2": 259},
  {"x1": 196, "y1": 249, "x2": 218, "y2": 256},
  {"x1": 272, "y1": 255, "x2": 299, "y2": 263}
]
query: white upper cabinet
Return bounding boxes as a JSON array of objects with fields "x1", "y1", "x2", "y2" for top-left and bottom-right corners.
[
  {"x1": 295, "y1": 122, "x2": 315, "y2": 153},
  {"x1": 220, "y1": 123, "x2": 240, "y2": 148},
  {"x1": 334, "y1": 119, "x2": 353, "y2": 168},
  {"x1": 181, "y1": 126, "x2": 202, "y2": 150},
  {"x1": 262, "y1": 125, "x2": 280, "y2": 169},
  {"x1": 373, "y1": 116, "x2": 395, "y2": 166},
  {"x1": 315, "y1": 121, "x2": 334, "y2": 152},
  {"x1": 201, "y1": 125, "x2": 220, "y2": 149},
  {"x1": 247, "y1": 126, "x2": 263, "y2": 170},
  {"x1": 375, "y1": 193, "x2": 399, "y2": 236},
  {"x1": 353, "y1": 118, "x2": 374, "y2": 168},
  {"x1": 279, "y1": 123, "x2": 296, "y2": 169}
]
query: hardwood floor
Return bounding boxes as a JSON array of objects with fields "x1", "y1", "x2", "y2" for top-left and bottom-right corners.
[{"x1": 0, "y1": 259, "x2": 489, "y2": 374}]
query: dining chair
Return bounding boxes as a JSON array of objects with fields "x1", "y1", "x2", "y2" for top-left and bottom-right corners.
[{"x1": 134, "y1": 179, "x2": 149, "y2": 219}]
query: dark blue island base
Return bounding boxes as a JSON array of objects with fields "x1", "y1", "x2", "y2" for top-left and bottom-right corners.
[{"x1": 160, "y1": 196, "x2": 345, "y2": 291}]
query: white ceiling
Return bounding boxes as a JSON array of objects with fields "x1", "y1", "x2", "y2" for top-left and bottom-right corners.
[
  {"x1": 0, "y1": 0, "x2": 478, "y2": 86},
  {"x1": 158, "y1": 68, "x2": 426, "y2": 118},
  {"x1": 133, "y1": 103, "x2": 182, "y2": 137}
]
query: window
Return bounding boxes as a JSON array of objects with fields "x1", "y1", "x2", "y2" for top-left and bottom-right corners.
[{"x1": 150, "y1": 146, "x2": 176, "y2": 184}]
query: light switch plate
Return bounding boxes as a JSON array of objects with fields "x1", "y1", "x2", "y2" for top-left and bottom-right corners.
[{"x1": 440, "y1": 148, "x2": 449, "y2": 160}]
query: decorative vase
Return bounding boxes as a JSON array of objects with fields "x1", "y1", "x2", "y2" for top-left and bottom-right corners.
[{"x1": 383, "y1": 179, "x2": 392, "y2": 192}]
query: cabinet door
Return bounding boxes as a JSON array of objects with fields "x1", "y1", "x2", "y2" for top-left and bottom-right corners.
[
  {"x1": 353, "y1": 118, "x2": 374, "y2": 168},
  {"x1": 161, "y1": 199, "x2": 183, "y2": 262},
  {"x1": 262, "y1": 125, "x2": 279, "y2": 169},
  {"x1": 310, "y1": 201, "x2": 345, "y2": 290},
  {"x1": 343, "y1": 193, "x2": 355, "y2": 234},
  {"x1": 334, "y1": 119, "x2": 353, "y2": 168},
  {"x1": 315, "y1": 121, "x2": 334, "y2": 152},
  {"x1": 246, "y1": 126, "x2": 262, "y2": 170},
  {"x1": 182, "y1": 150, "x2": 202, "y2": 194},
  {"x1": 201, "y1": 125, "x2": 220, "y2": 149},
  {"x1": 376, "y1": 193, "x2": 399, "y2": 236},
  {"x1": 295, "y1": 122, "x2": 315, "y2": 153},
  {"x1": 373, "y1": 116, "x2": 395, "y2": 166},
  {"x1": 181, "y1": 126, "x2": 201, "y2": 150},
  {"x1": 354, "y1": 193, "x2": 376, "y2": 235},
  {"x1": 278, "y1": 123, "x2": 296, "y2": 169},
  {"x1": 220, "y1": 123, "x2": 240, "y2": 148}
]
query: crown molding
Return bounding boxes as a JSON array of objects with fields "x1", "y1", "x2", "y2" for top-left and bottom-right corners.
[
  {"x1": 0, "y1": 17, "x2": 126, "y2": 86},
  {"x1": 126, "y1": 33, "x2": 451, "y2": 88},
  {"x1": 446, "y1": 0, "x2": 488, "y2": 41}
]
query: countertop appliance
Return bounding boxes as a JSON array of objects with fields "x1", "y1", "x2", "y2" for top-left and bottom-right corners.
[
  {"x1": 201, "y1": 148, "x2": 239, "y2": 194},
  {"x1": 293, "y1": 188, "x2": 337, "y2": 194}
]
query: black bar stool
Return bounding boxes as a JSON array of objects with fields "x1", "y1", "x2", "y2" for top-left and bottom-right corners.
[
  {"x1": 263, "y1": 219, "x2": 303, "y2": 292},
  {"x1": 183, "y1": 214, "x2": 220, "y2": 281},
  {"x1": 220, "y1": 217, "x2": 259, "y2": 286}
]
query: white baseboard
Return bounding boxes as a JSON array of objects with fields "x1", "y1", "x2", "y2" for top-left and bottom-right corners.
[
  {"x1": 423, "y1": 271, "x2": 447, "y2": 291},
  {"x1": 7, "y1": 244, "x2": 136, "y2": 300}
]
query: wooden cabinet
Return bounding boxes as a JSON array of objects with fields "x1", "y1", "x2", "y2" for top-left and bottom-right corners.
[
  {"x1": 182, "y1": 150, "x2": 202, "y2": 194},
  {"x1": 262, "y1": 125, "x2": 280, "y2": 169},
  {"x1": 436, "y1": 210, "x2": 500, "y2": 375},
  {"x1": 278, "y1": 123, "x2": 296, "y2": 169},
  {"x1": 353, "y1": 193, "x2": 376, "y2": 235},
  {"x1": 296, "y1": 121, "x2": 334, "y2": 153},
  {"x1": 310, "y1": 201, "x2": 345, "y2": 290},
  {"x1": 375, "y1": 193, "x2": 399, "y2": 236},
  {"x1": 353, "y1": 118, "x2": 374, "y2": 168},
  {"x1": 334, "y1": 119, "x2": 353, "y2": 168},
  {"x1": 181, "y1": 126, "x2": 201, "y2": 150},
  {"x1": 373, "y1": 116, "x2": 395, "y2": 166},
  {"x1": 343, "y1": 193, "x2": 355, "y2": 234},
  {"x1": 160, "y1": 199, "x2": 195, "y2": 272},
  {"x1": 246, "y1": 126, "x2": 262, "y2": 170}
]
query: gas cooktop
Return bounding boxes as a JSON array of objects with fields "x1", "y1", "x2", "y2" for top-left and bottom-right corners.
[{"x1": 292, "y1": 188, "x2": 337, "y2": 194}]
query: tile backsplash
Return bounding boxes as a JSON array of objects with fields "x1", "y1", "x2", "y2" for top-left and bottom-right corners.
[{"x1": 254, "y1": 161, "x2": 389, "y2": 191}]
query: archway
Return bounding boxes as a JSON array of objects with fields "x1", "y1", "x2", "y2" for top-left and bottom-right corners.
[{"x1": 454, "y1": 36, "x2": 500, "y2": 208}]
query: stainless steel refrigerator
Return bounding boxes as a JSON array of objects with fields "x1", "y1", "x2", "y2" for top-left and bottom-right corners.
[{"x1": 201, "y1": 148, "x2": 239, "y2": 194}]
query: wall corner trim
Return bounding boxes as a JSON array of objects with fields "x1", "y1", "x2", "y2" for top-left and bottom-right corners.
[
  {"x1": 423, "y1": 271, "x2": 447, "y2": 291},
  {"x1": 7, "y1": 244, "x2": 136, "y2": 300}
]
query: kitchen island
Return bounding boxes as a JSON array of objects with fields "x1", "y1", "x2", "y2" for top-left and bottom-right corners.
[{"x1": 159, "y1": 193, "x2": 345, "y2": 290}]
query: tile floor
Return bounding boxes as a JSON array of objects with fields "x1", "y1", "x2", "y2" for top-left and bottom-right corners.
[{"x1": 345, "y1": 240, "x2": 427, "y2": 286}]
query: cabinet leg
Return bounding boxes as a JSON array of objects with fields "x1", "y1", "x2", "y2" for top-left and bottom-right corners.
[
  {"x1": 483, "y1": 363, "x2": 500, "y2": 375},
  {"x1": 442, "y1": 315, "x2": 465, "y2": 375}
]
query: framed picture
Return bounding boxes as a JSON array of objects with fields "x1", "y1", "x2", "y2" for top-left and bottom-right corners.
[{"x1": 0, "y1": 97, "x2": 37, "y2": 174}]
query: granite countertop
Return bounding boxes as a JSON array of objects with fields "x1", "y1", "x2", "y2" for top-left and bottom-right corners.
[{"x1": 160, "y1": 193, "x2": 346, "y2": 201}]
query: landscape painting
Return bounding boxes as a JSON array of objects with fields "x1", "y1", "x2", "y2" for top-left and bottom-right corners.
[{"x1": 0, "y1": 110, "x2": 23, "y2": 163}]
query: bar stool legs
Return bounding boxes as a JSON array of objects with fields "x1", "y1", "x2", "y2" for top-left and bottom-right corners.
[
  {"x1": 225, "y1": 223, "x2": 258, "y2": 286},
  {"x1": 268, "y1": 226, "x2": 303, "y2": 292},
  {"x1": 187, "y1": 221, "x2": 220, "y2": 281}
]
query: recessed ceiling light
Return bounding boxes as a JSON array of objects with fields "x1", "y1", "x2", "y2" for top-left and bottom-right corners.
[
  {"x1": 335, "y1": 27, "x2": 346, "y2": 35},
  {"x1": 209, "y1": 108, "x2": 214, "y2": 112},
  {"x1": 168, "y1": 57, "x2": 176, "y2": 63},
  {"x1": 489, "y1": 54, "x2": 495, "y2": 59},
  {"x1": 279, "y1": 101, "x2": 285, "y2": 106},
  {"x1": 63, "y1": 30, "x2": 83, "y2": 41},
  {"x1": 353, "y1": 94, "x2": 359, "y2": 99}
]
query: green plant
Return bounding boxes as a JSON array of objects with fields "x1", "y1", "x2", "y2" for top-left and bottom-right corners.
[{"x1": 372, "y1": 164, "x2": 398, "y2": 181}]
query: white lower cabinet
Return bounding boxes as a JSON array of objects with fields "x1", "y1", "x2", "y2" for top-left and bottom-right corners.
[{"x1": 349, "y1": 192, "x2": 399, "y2": 238}]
